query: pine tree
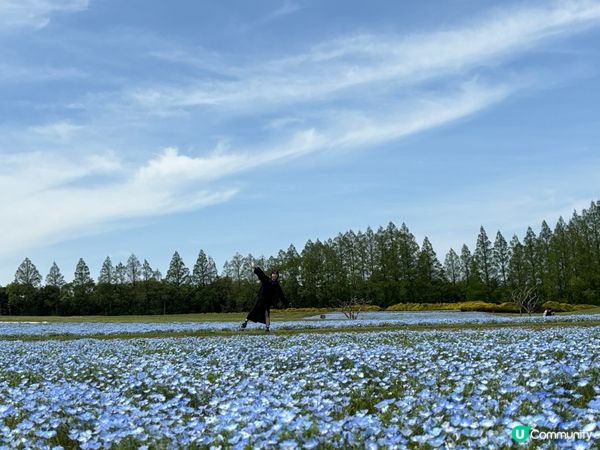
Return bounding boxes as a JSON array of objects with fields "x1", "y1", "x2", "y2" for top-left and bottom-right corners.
[
  {"x1": 98, "y1": 256, "x2": 115, "y2": 284},
  {"x1": 73, "y1": 258, "x2": 93, "y2": 286},
  {"x1": 475, "y1": 226, "x2": 493, "y2": 287},
  {"x1": 363, "y1": 227, "x2": 378, "y2": 279},
  {"x1": 245, "y1": 254, "x2": 259, "y2": 281},
  {"x1": 153, "y1": 269, "x2": 162, "y2": 281},
  {"x1": 493, "y1": 231, "x2": 510, "y2": 285},
  {"x1": 537, "y1": 221, "x2": 553, "y2": 298},
  {"x1": 165, "y1": 251, "x2": 190, "y2": 286},
  {"x1": 523, "y1": 227, "x2": 539, "y2": 285},
  {"x1": 207, "y1": 257, "x2": 218, "y2": 281},
  {"x1": 589, "y1": 201, "x2": 600, "y2": 269},
  {"x1": 115, "y1": 263, "x2": 127, "y2": 284},
  {"x1": 300, "y1": 239, "x2": 328, "y2": 307},
  {"x1": 126, "y1": 254, "x2": 142, "y2": 284},
  {"x1": 142, "y1": 260, "x2": 154, "y2": 282},
  {"x1": 45, "y1": 262, "x2": 66, "y2": 288},
  {"x1": 223, "y1": 253, "x2": 245, "y2": 282},
  {"x1": 444, "y1": 249, "x2": 461, "y2": 284},
  {"x1": 14, "y1": 257, "x2": 42, "y2": 287},
  {"x1": 417, "y1": 237, "x2": 442, "y2": 279},
  {"x1": 549, "y1": 217, "x2": 570, "y2": 300},
  {"x1": 397, "y1": 223, "x2": 420, "y2": 282},
  {"x1": 192, "y1": 250, "x2": 218, "y2": 286},
  {"x1": 460, "y1": 245, "x2": 472, "y2": 281},
  {"x1": 508, "y1": 235, "x2": 526, "y2": 287}
]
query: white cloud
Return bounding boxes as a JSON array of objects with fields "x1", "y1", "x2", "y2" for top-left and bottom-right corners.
[
  {"x1": 256, "y1": 0, "x2": 302, "y2": 25},
  {"x1": 405, "y1": 173, "x2": 599, "y2": 260},
  {"x1": 235, "y1": 0, "x2": 303, "y2": 34},
  {"x1": 0, "y1": 0, "x2": 89, "y2": 30},
  {"x1": 0, "y1": 81, "x2": 510, "y2": 255},
  {"x1": 31, "y1": 121, "x2": 83, "y2": 142},
  {"x1": 0, "y1": 150, "x2": 237, "y2": 255},
  {"x1": 2, "y1": 0, "x2": 599, "y2": 264},
  {"x1": 130, "y1": 1, "x2": 600, "y2": 112}
]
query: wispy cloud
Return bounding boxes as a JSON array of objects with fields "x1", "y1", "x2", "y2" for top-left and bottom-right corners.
[
  {"x1": 0, "y1": 62, "x2": 85, "y2": 82},
  {"x1": 403, "y1": 162, "x2": 600, "y2": 258},
  {"x1": 257, "y1": 0, "x2": 303, "y2": 25},
  {"x1": 2, "y1": 0, "x2": 600, "y2": 258},
  {"x1": 0, "y1": 0, "x2": 89, "y2": 30},
  {"x1": 0, "y1": 81, "x2": 508, "y2": 255},
  {"x1": 31, "y1": 121, "x2": 83, "y2": 142},
  {"x1": 130, "y1": 1, "x2": 600, "y2": 113},
  {"x1": 0, "y1": 151, "x2": 237, "y2": 254},
  {"x1": 236, "y1": 0, "x2": 303, "y2": 33}
]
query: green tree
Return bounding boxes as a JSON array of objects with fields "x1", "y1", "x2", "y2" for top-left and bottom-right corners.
[
  {"x1": 474, "y1": 226, "x2": 493, "y2": 292},
  {"x1": 7, "y1": 283, "x2": 40, "y2": 315},
  {"x1": 72, "y1": 258, "x2": 94, "y2": 314},
  {"x1": 460, "y1": 245, "x2": 472, "y2": 281},
  {"x1": 394, "y1": 223, "x2": 420, "y2": 304},
  {"x1": 14, "y1": 257, "x2": 42, "y2": 287},
  {"x1": 523, "y1": 227, "x2": 539, "y2": 286},
  {"x1": 444, "y1": 248, "x2": 461, "y2": 284},
  {"x1": 142, "y1": 259, "x2": 154, "y2": 282},
  {"x1": 0, "y1": 286, "x2": 8, "y2": 315},
  {"x1": 73, "y1": 258, "x2": 93, "y2": 286},
  {"x1": 223, "y1": 252, "x2": 245, "y2": 282},
  {"x1": 508, "y1": 235, "x2": 526, "y2": 288},
  {"x1": 165, "y1": 251, "x2": 190, "y2": 286},
  {"x1": 115, "y1": 263, "x2": 127, "y2": 284},
  {"x1": 279, "y1": 244, "x2": 301, "y2": 307},
  {"x1": 45, "y1": 262, "x2": 66, "y2": 288},
  {"x1": 492, "y1": 231, "x2": 510, "y2": 286},
  {"x1": 98, "y1": 257, "x2": 115, "y2": 284},
  {"x1": 192, "y1": 250, "x2": 218, "y2": 286},
  {"x1": 415, "y1": 237, "x2": 443, "y2": 302},
  {"x1": 126, "y1": 254, "x2": 142, "y2": 285},
  {"x1": 549, "y1": 217, "x2": 571, "y2": 301},
  {"x1": 537, "y1": 221, "x2": 553, "y2": 299}
]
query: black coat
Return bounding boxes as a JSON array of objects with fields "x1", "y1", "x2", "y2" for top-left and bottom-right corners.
[{"x1": 246, "y1": 267, "x2": 287, "y2": 324}]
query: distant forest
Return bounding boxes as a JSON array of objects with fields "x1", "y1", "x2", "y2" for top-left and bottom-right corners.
[{"x1": 1, "y1": 200, "x2": 599, "y2": 316}]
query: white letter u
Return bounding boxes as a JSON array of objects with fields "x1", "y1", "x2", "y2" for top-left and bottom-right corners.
[{"x1": 516, "y1": 430, "x2": 525, "y2": 439}]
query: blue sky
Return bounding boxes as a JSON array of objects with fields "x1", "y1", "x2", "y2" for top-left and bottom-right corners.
[{"x1": 1, "y1": 0, "x2": 600, "y2": 284}]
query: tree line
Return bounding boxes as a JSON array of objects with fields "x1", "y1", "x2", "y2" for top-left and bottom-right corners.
[{"x1": 1, "y1": 200, "x2": 599, "y2": 315}]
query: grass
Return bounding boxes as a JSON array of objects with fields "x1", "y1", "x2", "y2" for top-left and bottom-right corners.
[
  {"x1": 557, "y1": 306, "x2": 600, "y2": 315},
  {"x1": 0, "y1": 310, "x2": 314, "y2": 323},
  {"x1": 1, "y1": 318, "x2": 599, "y2": 342},
  {"x1": 387, "y1": 301, "x2": 599, "y2": 313},
  {"x1": 1, "y1": 304, "x2": 598, "y2": 323}
]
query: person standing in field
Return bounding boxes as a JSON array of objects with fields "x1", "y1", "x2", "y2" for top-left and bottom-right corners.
[{"x1": 240, "y1": 266, "x2": 288, "y2": 333}]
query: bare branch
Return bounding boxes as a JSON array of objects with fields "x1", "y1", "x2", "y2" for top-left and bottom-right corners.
[
  {"x1": 511, "y1": 286, "x2": 541, "y2": 315},
  {"x1": 339, "y1": 297, "x2": 369, "y2": 320}
]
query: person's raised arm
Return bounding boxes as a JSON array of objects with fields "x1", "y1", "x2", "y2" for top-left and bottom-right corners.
[{"x1": 253, "y1": 266, "x2": 269, "y2": 282}]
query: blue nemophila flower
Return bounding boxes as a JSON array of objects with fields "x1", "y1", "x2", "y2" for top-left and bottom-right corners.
[{"x1": 1, "y1": 327, "x2": 598, "y2": 449}]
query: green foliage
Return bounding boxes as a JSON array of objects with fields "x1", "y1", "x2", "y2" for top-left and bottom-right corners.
[
  {"x1": 165, "y1": 251, "x2": 190, "y2": 286},
  {"x1": 14, "y1": 257, "x2": 42, "y2": 287},
  {"x1": 5, "y1": 200, "x2": 600, "y2": 316},
  {"x1": 387, "y1": 301, "x2": 520, "y2": 313},
  {"x1": 541, "y1": 301, "x2": 596, "y2": 312}
]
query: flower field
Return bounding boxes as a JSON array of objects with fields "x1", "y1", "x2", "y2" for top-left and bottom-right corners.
[
  {"x1": 1, "y1": 326, "x2": 599, "y2": 449},
  {"x1": 0, "y1": 311, "x2": 599, "y2": 337}
]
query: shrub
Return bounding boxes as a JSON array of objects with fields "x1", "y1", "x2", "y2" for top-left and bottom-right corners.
[{"x1": 541, "y1": 301, "x2": 597, "y2": 312}]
